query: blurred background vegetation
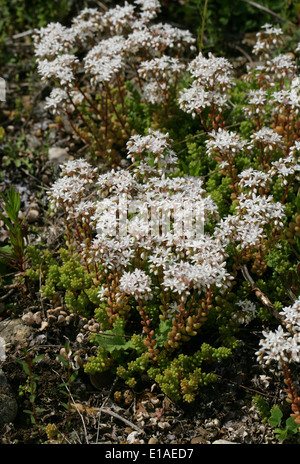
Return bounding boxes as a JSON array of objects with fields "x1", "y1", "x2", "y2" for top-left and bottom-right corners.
[
  {"x1": 161, "y1": 0, "x2": 300, "y2": 52},
  {"x1": 0, "y1": 0, "x2": 299, "y2": 48}
]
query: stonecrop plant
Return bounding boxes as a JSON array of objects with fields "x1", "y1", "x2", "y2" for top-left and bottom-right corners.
[
  {"x1": 44, "y1": 131, "x2": 232, "y2": 402},
  {"x1": 29, "y1": 1, "x2": 300, "y2": 408}
]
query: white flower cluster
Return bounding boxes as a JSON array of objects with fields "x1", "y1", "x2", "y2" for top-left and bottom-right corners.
[
  {"x1": 44, "y1": 88, "x2": 84, "y2": 113},
  {"x1": 119, "y1": 269, "x2": 153, "y2": 301},
  {"x1": 33, "y1": 22, "x2": 75, "y2": 57},
  {"x1": 34, "y1": 1, "x2": 195, "y2": 111},
  {"x1": 270, "y1": 143, "x2": 300, "y2": 185},
  {"x1": 138, "y1": 56, "x2": 185, "y2": 104},
  {"x1": 214, "y1": 191, "x2": 285, "y2": 250},
  {"x1": 266, "y1": 54, "x2": 297, "y2": 81},
  {"x1": 178, "y1": 52, "x2": 232, "y2": 118},
  {"x1": 253, "y1": 23, "x2": 283, "y2": 57},
  {"x1": 49, "y1": 130, "x2": 232, "y2": 309},
  {"x1": 234, "y1": 300, "x2": 257, "y2": 325},
  {"x1": 250, "y1": 127, "x2": 284, "y2": 152},
  {"x1": 126, "y1": 129, "x2": 178, "y2": 175},
  {"x1": 271, "y1": 83, "x2": 300, "y2": 113},
  {"x1": 205, "y1": 128, "x2": 249, "y2": 168},
  {"x1": 238, "y1": 168, "x2": 270, "y2": 192},
  {"x1": 37, "y1": 54, "x2": 79, "y2": 87},
  {"x1": 48, "y1": 159, "x2": 97, "y2": 210},
  {"x1": 256, "y1": 298, "x2": 300, "y2": 366},
  {"x1": 243, "y1": 89, "x2": 268, "y2": 118}
]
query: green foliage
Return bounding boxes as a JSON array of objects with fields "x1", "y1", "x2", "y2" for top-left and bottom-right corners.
[
  {"x1": 0, "y1": 185, "x2": 28, "y2": 273},
  {"x1": 253, "y1": 394, "x2": 271, "y2": 423},
  {"x1": 148, "y1": 343, "x2": 231, "y2": 403},
  {"x1": 254, "y1": 396, "x2": 300, "y2": 443},
  {"x1": 1, "y1": 136, "x2": 35, "y2": 173},
  {"x1": 0, "y1": 0, "x2": 71, "y2": 43},
  {"x1": 163, "y1": 0, "x2": 299, "y2": 53},
  {"x1": 41, "y1": 248, "x2": 96, "y2": 317},
  {"x1": 56, "y1": 341, "x2": 79, "y2": 425},
  {"x1": 17, "y1": 349, "x2": 45, "y2": 430},
  {"x1": 268, "y1": 405, "x2": 300, "y2": 443}
]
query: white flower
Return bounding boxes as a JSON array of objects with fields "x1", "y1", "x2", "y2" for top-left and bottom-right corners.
[
  {"x1": 256, "y1": 299, "x2": 300, "y2": 366},
  {"x1": 266, "y1": 53, "x2": 297, "y2": 79},
  {"x1": 119, "y1": 269, "x2": 153, "y2": 300},
  {"x1": 256, "y1": 325, "x2": 290, "y2": 366},
  {"x1": 238, "y1": 168, "x2": 270, "y2": 191},
  {"x1": 37, "y1": 54, "x2": 78, "y2": 86},
  {"x1": 45, "y1": 88, "x2": 84, "y2": 113},
  {"x1": 97, "y1": 169, "x2": 138, "y2": 196},
  {"x1": 61, "y1": 158, "x2": 97, "y2": 178},
  {"x1": 272, "y1": 88, "x2": 300, "y2": 110},
  {"x1": 235, "y1": 300, "x2": 257, "y2": 324},
  {"x1": 248, "y1": 89, "x2": 268, "y2": 106},
  {"x1": 178, "y1": 82, "x2": 227, "y2": 116},
  {"x1": 126, "y1": 129, "x2": 173, "y2": 161},
  {"x1": 138, "y1": 56, "x2": 185, "y2": 103},
  {"x1": 253, "y1": 24, "x2": 283, "y2": 57},
  {"x1": 71, "y1": 8, "x2": 104, "y2": 42},
  {"x1": 250, "y1": 127, "x2": 284, "y2": 151},
  {"x1": 103, "y1": 2, "x2": 136, "y2": 33},
  {"x1": 33, "y1": 22, "x2": 75, "y2": 58},
  {"x1": 279, "y1": 298, "x2": 300, "y2": 332},
  {"x1": 206, "y1": 128, "x2": 248, "y2": 158},
  {"x1": 149, "y1": 23, "x2": 196, "y2": 52},
  {"x1": 270, "y1": 153, "x2": 300, "y2": 184},
  {"x1": 48, "y1": 175, "x2": 92, "y2": 209},
  {"x1": 187, "y1": 52, "x2": 233, "y2": 89},
  {"x1": 214, "y1": 192, "x2": 285, "y2": 250},
  {"x1": 84, "y1": 53, "x2": 124, "y2": 84}
]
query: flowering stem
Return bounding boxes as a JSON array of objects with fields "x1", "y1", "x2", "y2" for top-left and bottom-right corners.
[
  {"x1": 281, "y1": 176, "x2": 295, "y2": 205},
  {"x1": 65, "y1": 90, "x2": 104, "y2": 153},
  {"x1": 283, "y1": 363, "x2": 300, "y2": 425},
  {"x1": 104, "y1": 83, "x2": 131, "y2": 137}
]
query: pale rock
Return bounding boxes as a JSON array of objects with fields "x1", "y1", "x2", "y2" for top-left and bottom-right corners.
[
  {"x1": 212, "y1": 439, "x2": 239, "y2": 444},
  {"x1": 48, "y1": 147, "x2": 69, "y2": 163},
  {"x1": 26, "y1": 209, "x2": 39, "y2": 223}
]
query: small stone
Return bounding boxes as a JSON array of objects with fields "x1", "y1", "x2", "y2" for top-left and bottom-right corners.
[
  {"x1": 212, "y1": 439, "x2": 239, "y2": 444},
  {"x1": 25, "y1": 134, "x2": 41, "y2": 150},
  {"x1": 148, "y1": 437, "x2": 157, "y2": 444},
  {"x1": 26, "y1": 209, "x2": 39, "y2": 223},
  {"x1": 127, "y1": 431, "x2": 143, "y2": 444},
  {"x1": 48, "y1": 147, "x2": 69, "y2": 163},
  {"x1": 158, "y1": 421, "x2": 171, "y2": 429},
  {"x1": 0, "y1": 319, "x2": 32, "y2": 350},
  {"x1": 190, "y1": 436, "x2": 208, "y2": 444},
  {"x1": 57, "y1": 315, "x2": 65, "y2": 324},
  {"x1": 33, "y1": 312, "x2": 42, "y2": 325},
  {"x1": 41, "y1": 174, "x2": 49, "y2": 184},
  {"x1": 22, "y1": 311, "x2": 35, "y2": 326}
]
